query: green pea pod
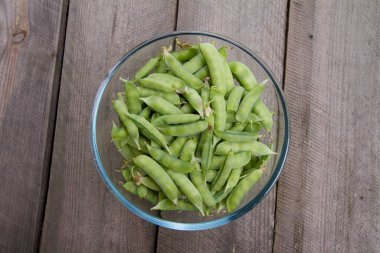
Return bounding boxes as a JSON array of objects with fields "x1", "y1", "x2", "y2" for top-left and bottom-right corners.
[
  {"x1": 148, "y1": 73, "x2": 187, "y2": 92},
  {"x1": 183, "y1": 87, "x2": 204, "y2": 118},
  {"x1": 227, "y1": 169, "x2": 263, "y2": 212},
  {"x1": 222, "y1": 56, "x2": 235, "y2": 96},
  {"x1": 169, "y1": 137, "x2": 188, "y2": 158},
  {"x1": 201, "y1": 130, "x2": 213, "y2": 179},
  {"x1": 194, "y1": 65, "x2": 210, "y2": 81},
  {"x1": 172, "y1": 48, "x2": 198, "y2": 62},
  {"x1": 163, "y1": 49, "x2": 204, "y2": 89},
  {"x1": 121, "y1": 169, "x2": 132, "y2": 181},
  {"x1": 158, "y1": 120, "x2": 208, "y2": 137},
  {"x1": 229, "y1": 123, "x2": 247, "y2": 131},
  {"x1": 137, "y1": 185, "x2": 148, "y2": 198},
  {"x1": 123, "y1": 80, "x2": 142, "y2": 114},
  {"x1": 147, "y1": 145, "x2": 196, "y2": 173},
  {"x1": 140, "y1": 76, "x2": 185, "y2": 94},
  {"x1": 235, "y1": 84, "x2": 265, "y2": 122},
  {"x1": 144, "y1": 189, "x2": 159, "y2": 205},
  {"x1": 244, "y1": 122, "x2": 262, "y2": 133},
  {"x1": 134, "y1": 57, "x2": 159, "y2": 80},
  {"x1": 211, "y1": 151, "x2": 234, "y2": 193},
  {"x1": 141, "y1": 96, "x2": 184, "y2": 115},
  {"x1": 205, "y1": 170, "x2": 217, "y2": 182},
  {"x1": 214, "y1": 167, "x2": 244, "y2": 203},
  {"x1": 209, "y1": 151, "x2": 251, "y2": 170},
  {"x1": 215, "y1": 141, "x2": 275, "y2": 156},
  {"x1": 136, "y1": 86, "x2": 181, "y2": 105},
  {"x1": 210, "y1": 86, "x2": 226, "y2": 132},
  {"x1": 151, "y1": 199, "x2": 198, "y2": 211},
  {"x1": 140, "y1": 176, "x2": 160, "y2": 191},
  {"x1": 133, "y1": 155, "x2": 178, "y2": 204},
  {"x1": 138, "y1": 106, "x2": 152, "y2": 120},
  {"x1": 200, "y1": 43, "x2": 226, "y2": 95},
  {"x1": 123, "y1": 181, "x2": 137, "y2": 194},
  {"x1": 227, "y1": 86, "x2": 245, "y2": 113},
  {"x1": 183, "y1": 52, "x2": 206, "y2": 73},
  {"x1": 214, "y1": 130, "x2": 261, "y2": 142},
  {"x1": 252, "y1": 99, "x2": 274, "y2": 131},
  {"x1": 156, "y1": 59, "x2": 167, "y2": 73},
  {"x1": 112, "y1": 99, "x2": 140, "y2": 149},
  {"x1": 167, "y1": 170, "x2": 204, "y2": 215},
  {"x1": 190, "y1": 169, "x2": 216, "y2": 207},
  {"x1": 180, "y1": 103, "x2": 195, "y2": 113},
  {"x1": 229, "y1": 61, "x2": 258, "y2": 91},
  {"x1": 153, "y1": 114, "x2": 200, "y2": 127},
  {"x1": 125, "y1": 113, "x2": 170, "y2": 153},
  {"x1": 180, "y1": 138, "x2": 197, "y2": 162},
  {"x1": 112, "y1": 124, "x2": 135, "y2": 160}
]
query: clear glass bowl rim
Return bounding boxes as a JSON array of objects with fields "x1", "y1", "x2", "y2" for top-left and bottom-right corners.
[{"x1": 91, "y1": 31, "x2": 290, "y2": 230}]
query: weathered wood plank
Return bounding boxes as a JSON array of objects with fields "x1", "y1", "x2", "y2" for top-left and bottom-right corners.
[
  {"x1": 0, "y1": 0, "x2": 68, "y2": 252},
  {"x1": 39, "y1": 0, "x2": 177, "y2": 252},
  {"x1": 274, "y1": 0, "x2": 380, "y2": 252},
  {"x1": 156, "y1": 1, "x2": 288, "y2": 252}
]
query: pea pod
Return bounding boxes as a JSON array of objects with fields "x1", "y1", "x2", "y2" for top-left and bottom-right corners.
[
  {"x1": 180, "y1": 103, "x2": 195, "y2": 113},
  {"x1": 205, "y1": 169, "x2": 218, "y2": 182},
  {"x1": 214, "y1": 167, "x2": 243, "y2": 203},
  {"x1": 252, "y1": 99, "x2": 274, "y2": 131},
  {"x1": 180, "y1": 138, "x2": 197, "y2": 162},
  {"x1": 194, "y1": 65, "x2": 210, "y2": 81},
  {"x1": 172, "y1": 48, "x2": 198, "y2": 62},
  {"x1": 222, "y1": 56, "x2": 235, "y2": 96},
  {"x1": 209, "y1": 151, "x2": 251, "y2": 170},
  {"x1": 183, "y1": 52, "x2": 206, "y2": 73},
  {"x1": 169, "y1": 137, "x2": 188, "y2": 158},
  {"x1": 136, "y1": 86, "x2": 181, "y2": 105},
  {"x1": 227, "y1": 86, "x2": 245, "y2": 113},
  {"x1": 215, "y1": 141, "x2": 275, "y2": 156},
  {"x1": 227, "y1": 169, "x2": 263, "y2": 212},
  {"x1": 112, "y1": 99, "x2": 140, "y2": 149},
  {"x1": 112, "y1": 124, "x2": 134, "y2": 161},
  {"x1": 147, "y1": 145, "x2": 196, "y2": 173},
  {"x1": 158, "y1": 120, "x2": 208, "y2": 137},
  {"x1": 163, "y1": 49, "x2": 204, "y2": 89},
  {"x1": 210, "y1": 86, "x2": 226, "y2": 132},
  {"x1": 201, "y1": 129, "x2": 213, "y2": 179},
  {"x1": 229, "y1": 61, "x2": 257, "y2": 91},
  {"x1": 153, "y1": 114, "x2": 200, "y2": 127},
  {"x1": 134, "y1": 57, "x2": 159, "y2": 80},
  {"x1": 183, "y1": 87, "x2": 204, "y2": 118},
  {"x1": 121, "y1": 79, "x2": 142, "y2": 114},
  {"x1": 214, "y1": 130, "x2": 261, "y2": 142},
  {"x1": 167, "y1": 170, "x2": 204, "y2": 214},
  {"x1": 190, "y1": 169, "x2": 216, "y2": 207},
  {"x1": 200, "y1": 43, "x2": 226, "y2": 95},
  {"x1": 229, "y1": 123, "x2": 247, "y2": 131},
  {"x1": 151, "y1": 199, "x2": 197, "y2": 211},
  {"x1": 244, "y1": 122, "x2": 262, "y2": 133},
  {"x1": 123, "y1": 181, "x2": 137, "y2": 194},
  {"x1": 141, "y1": 96, "x2": 184, "y2": 115},
  {"x1": 156, "y1": 59, "x2": 167, "y2": 73},
  {"x1": 125, "y1": 113, "x2": 170, "y2": 153},
  {"x1": 148, "y1": 73, "x2": 187, "y2": 93},
  {"x1": 138, "y1": 106, "x2": 152, "y2": 120},
  {"x1": 137, "y1": 185, "x2": 148, "y2": 198},
  {"x1": 235, "y1": 84, "x2": 265, "y2": 122},
  {"x1": 211, "y1": 151, "x2": 234, "y2": 193},
  {"x1": 139, "y1": 177, "x2": 160, "y2": 191},
  {"x1": 133, "y1": 155, "x2": 178, "y2": 204}
]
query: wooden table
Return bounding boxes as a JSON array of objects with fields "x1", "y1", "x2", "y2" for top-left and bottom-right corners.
[{"x1": 1, "y1": 0, "x2": 379, "y2": 252}]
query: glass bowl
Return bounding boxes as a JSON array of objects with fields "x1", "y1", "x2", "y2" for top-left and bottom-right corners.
[{"x1": 91, "y1": 31, "x2": 290, "y2": 230}]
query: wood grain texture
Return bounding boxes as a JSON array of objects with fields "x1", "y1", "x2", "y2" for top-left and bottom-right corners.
[
  {"x1": 274, "y1": 0, "x2": 380, "y2": 252},
  {"x1": 0, "y1": 0, "x2": 68, "y2": 252},
  {"x1": 156, "y1": 1, "x2": 287, "y2": 252},
  {"x1": 39, "y1": 0, "x2": 177, "y2": 252}
]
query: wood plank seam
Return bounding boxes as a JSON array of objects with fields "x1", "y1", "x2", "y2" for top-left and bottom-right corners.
[{"x1": 36, "y1": 0, "x2": 71, "y2": 252}]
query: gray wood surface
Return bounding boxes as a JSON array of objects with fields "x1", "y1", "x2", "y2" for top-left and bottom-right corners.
[
  {"x1": 0, "y1": 0, "x2": 68, "y2": 252},
  {"x1": 273, "y1": 0, "x2": 380, "y2": 252},
  {"x1": 156, "y1": 1, "x2": 288, "y2": 252},
  {"x1": 39, "y1": 0, "x2": 177, "y2": 252}
]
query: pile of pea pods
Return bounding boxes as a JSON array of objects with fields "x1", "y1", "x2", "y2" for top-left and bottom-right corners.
[{"x1": 112, "y1": 41, "x2": 275, "y2": 215}]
